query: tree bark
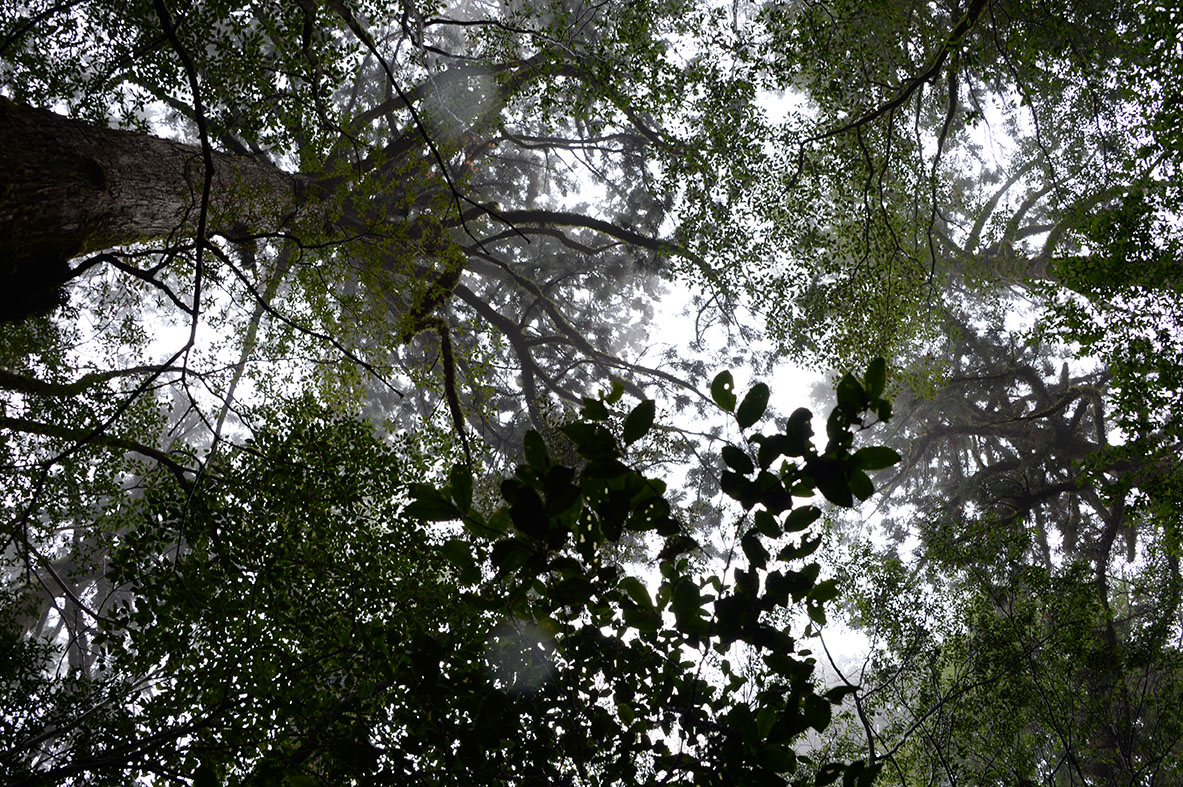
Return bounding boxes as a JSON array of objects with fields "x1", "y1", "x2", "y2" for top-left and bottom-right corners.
[{"x1": 0, "y1": 99, "x2": 306, "y2": 320}]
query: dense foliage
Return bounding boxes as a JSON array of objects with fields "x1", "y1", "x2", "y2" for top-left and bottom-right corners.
[
  {"x1": 3, "y1": 0, "x2": 1183, "y2": 784},
  {"x1": 1, "y1": 362, "x2": 899, "y2": 784}
]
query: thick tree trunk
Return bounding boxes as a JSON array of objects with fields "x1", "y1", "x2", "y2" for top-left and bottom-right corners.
[{"x1": 0, "y1": 99, "x2": 306, "y2": 321}]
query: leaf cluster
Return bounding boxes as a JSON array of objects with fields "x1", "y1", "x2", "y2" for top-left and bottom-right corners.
[{"x1": 411, "y1": 359, "x2": 897, "y2": 785}]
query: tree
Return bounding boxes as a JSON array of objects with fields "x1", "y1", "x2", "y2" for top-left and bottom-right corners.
[
  {"x1": 1, "y1": 362, "x2": 898, "y2": 785},
  {"x1": 1, "y1": 0, "x2": 750, "y2": 475},
  {"x1": 2, "y1": 0, "x2": 747, "y2": 693},
  {"x1": 5, "y1": 0, "x2": 1183, "y2": 783},
  {"x1": 825, "y1": 318, "x2": 1183, "y2": 783}
]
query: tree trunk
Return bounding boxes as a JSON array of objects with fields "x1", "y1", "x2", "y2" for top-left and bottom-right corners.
[{"x1": 0, "y1": 99, "x2": 306, "y2": 321}]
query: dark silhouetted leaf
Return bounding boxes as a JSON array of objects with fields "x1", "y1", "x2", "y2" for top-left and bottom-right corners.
[
  {"x1": 736, "y1": 382, "x2": 769, "y2": 429},
  {"x1": 441, "y1": 538, "x2": 480, "y2": 585},
  {"x1": 523, "y1": 430, "x2": 550, "y2": 471},
  {"x1": 711, "y1": 370, "x2": 737, "y2": 412},
  {"x1": 852, "y1": 445, "x2": 901, "y2": 471},
  {"x1": 721, "y1": 444, "x2": 754, "y2": 474},
  {"x1": 864, "y1": 357, "x2": 887, "y2": 398},
  {"x1": 623, "y1": 399, "x2": 656, "y2": 444},
  {"x1": 783, "y1": 506, "x2": 822, "y2": 532}
]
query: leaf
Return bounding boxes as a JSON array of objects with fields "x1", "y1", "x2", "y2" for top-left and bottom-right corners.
[
  {"x1": 658, "y1": 533, "x2": 698, "y2": 560},
  {"x1": 441, "y1": 538, "x2": 480, "y2": 585},
  {"x1": 741, "y1": 532, "x2": 769, "y2": 570},
  {"x1": 560, "y1": 422, "x2": 617, "y2": 460},
  {"x1": 753, "y1": 509, "x2": 779, "y2": 537},
  {"x1": 622, "y1": 399, "x2": 656, "y2": 445},
  {"x1": 852, "y1": 445, "x2": 901, "y2": 471},
  {"x1": 192, "y1": 765, "x2": 221, "y2": 787},
  {"x1": 835, "y1": 373, "x2": 864, "y2": 413},
  {"x1": 721, "y1": 444, "x2": 754, "y2": 474},
  {"x1": 778, "y1": 534, "x2": 822, "y2": 561},
  {"x1": 784, "y1": 408, "x2": 813, "y2": 456},
  {"x1": 803, "y1": 694, "x2": 832, "y2": 732},
  {"x1": 671, "y1": 577, "x2": 703, "y2": 629},
  {"x1": 758, "y1": 744, "x2": 797, "y2": 773},
  {"x1": 523, "y1": 430, "x2": 550, "y2": 471},
  {"x1": 808, "y1": 458, "x2": 854, "y2": 508},
  {"x1": 765, "y1": 569, "x2": 811, "y2": 605},
  {"x1": 404, "y1": 485, "x2": 461, "y2": 521},
  {"x1": 736, "y1": 382, "x2": 769, "y2": 429},
  {"x1": 711, "y1": 370, "x2": 737, "y2": 412},
  {"x1": 450, "y1": 463, "x2": 473, "y2": 510},
  {"x1": 811, "y1": 578, "x2": 840, "y2": 603},
  {"x1": 755, "y1": 433, "x2": 788, "y2": 468},
  {"x1": 824, "y1": 685, "x2": 858, "y2": 704},
  {"x1": 581, "y1": 397, "x2": 610, "y2": 421},
  {"x1": 848, "y1": 468, "x2": 874, "y2": 501},
  {"x1": 491, "y1": 537, "x2": 534, "y2": 575},
  {"x1": 510, "y1": 487, "x2": 548, "y2": 539},
  {"x1": 782, "y1": 506, "x2": 822, "y2": 533},
  {"x1": 863, "y1": 357, "x2": 887, "y2": 398},
  {"x1": 619, "y1": 575, "x2": 654, "y2": 608},
  {"x1": 847, "y1": 762, "x2": 883, "y2": 787},
  {"x1": 604, "y1": 378, "x2": 625, "y2": 405},
  {"x1": 816, "y1": 762, "x2": 845, "y2": 785}
]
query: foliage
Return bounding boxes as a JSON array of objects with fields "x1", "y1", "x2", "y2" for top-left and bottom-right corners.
[
  {"x1": 4, "y1": 0, "x2": 1183, "y2": 784},
  {"x1": 825, "y1": 321, "x2": 1183, "y2": 783},
  {"x1": 0, "y1": 365, "x2": 897, "y2": 784}
]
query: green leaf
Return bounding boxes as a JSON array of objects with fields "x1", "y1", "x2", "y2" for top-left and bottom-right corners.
[
  {"x1": 619, "y1": 575, "x2": 654, "y2": 608},
  {"x1": 852, "y1": 445, "x2": 901, "y2": 471},
  {"x1": 803, "y1": 694, "x2": 832, "y2": 732},
  {"x1": 450, "y1": 463, "x2": 473, "y2": 510},
  {"x1": 863, "y1": 357, "x2": 887, "y2": 398},
  {"x1": 509, "y1": 487, "x2": 548, "y2": 539},
  {"x1": 193, "y1": 765, "x2": 221, "y2": 787},
  {"x1": 736, "y1": 382, "x2": 770, "y2": 429},
  {"x1": 816, "y1": 762, "x2": 845, "y2": 785},
  {"x1": 711, "y1": 371, "x2": 737, "y2": 412},
  {"x1": 811, "y1": 578, "x2": 840, "y2": 603},
  {"x1": 784, "y1": 408, "x2": 814, "y2": 456},
  {"x1": 671, "y1": 577, "x2": 704, "y2": 629},
  {"x1": 560, "y1": 422, "x2": 617, "y2": 460},
  {"x1": 441, "y1": 538, "x2": 480, "y2": 585},
  {"x1": 523, "y1": 430, "x2": 550, "y2": 471},
  {"x1": 809, "y1": 459, "x2": 854, "y2": 508},
  {"x1": 404, "y1": 494, "x2": 461, "y2": 522},
  {"x1": 847, "y1": 762, "x2": 883, "y2": 787},
  {"x1": 581, "y1": 397, "x2": 610, "y2": 421},
  {"x1": 778, "y1": 534, "x2": 822, "y2": 561},
  {"x1": 755, "y1": 433, "x2": 789, "y2": 468},
  {"x1": 753, "y1": 509, "x2": 779, "y2": 538},
  {"x1": 741, "y1": 532, "x2": 769, "y2": 570},
  {"x1": 622, "y1": 399, "x2": 656, "y2": 445},
  {"x1": 605, "y1": 378, "x2": 625, "y2": 405},
  {"x1": 491, "y1": 537, "x2": 535, "y2": 575},
  {"x1": 757, "y1": 743, "x2": 797, "y2": 773}
]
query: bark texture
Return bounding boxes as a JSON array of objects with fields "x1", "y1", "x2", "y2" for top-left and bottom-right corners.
[{"x1": 0, "y1": 99, "x2": 305, "y2": 321}]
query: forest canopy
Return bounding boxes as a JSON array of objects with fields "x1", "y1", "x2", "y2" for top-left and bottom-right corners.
[{"x1": 1, "y1": 0, "x2": 1181, "y2": 784}]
